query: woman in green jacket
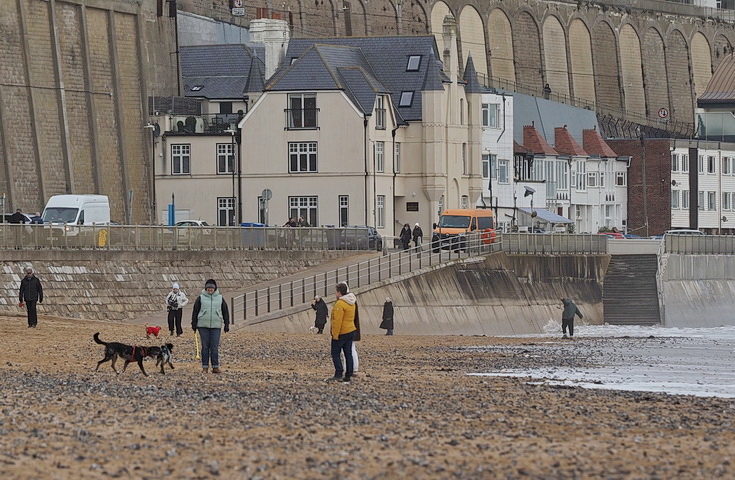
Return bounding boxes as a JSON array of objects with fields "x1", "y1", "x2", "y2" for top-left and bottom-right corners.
[{"x1": 192, "y1": 279, "x2": 229, "y2": 373}]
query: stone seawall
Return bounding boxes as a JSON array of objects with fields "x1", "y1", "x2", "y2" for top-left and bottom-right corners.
[
  {"x1": 244, "y1": 252, "x2": 608, "y2": 336},
  {"x1": 0, "y1": 250, "x2": 350, "y2": 321}
]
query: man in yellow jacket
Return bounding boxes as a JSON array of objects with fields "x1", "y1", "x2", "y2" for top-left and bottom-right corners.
[{"x1": 329, "y1": 282, "x2": 357, "y2": 383}]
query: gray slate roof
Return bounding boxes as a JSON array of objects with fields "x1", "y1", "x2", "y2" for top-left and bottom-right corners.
[
  {"x1": 269, "y1": 36, "x2": 449, "y2": 122},
  {"x1": 181, "y1": 44, "x2": 265, "y2": 100}
]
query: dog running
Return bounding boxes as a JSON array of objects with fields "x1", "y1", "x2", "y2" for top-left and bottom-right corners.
[
  {"x1": 153, "y1": 343, "x2": 175, "y2": 374},
  {"x1": 93, "y1": 332, "x2": 159, "y2": 376}
]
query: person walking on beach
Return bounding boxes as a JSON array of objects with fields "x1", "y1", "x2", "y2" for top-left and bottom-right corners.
[
  {"x1": 561, "y1": 297, "x2": 583, "y2": 339},
  {"x1": 380, "y1": 296, "x2": 394, "y2": 335},
  {"x1": 192, "y1": 279, "x2": 230, "y2": 373},
  {"x1": 311, "y1": 295, "x2": 328, "y2": 334},
  {"x1": 166, "y1": 282, "x2": 189, "y2": 337},
  {"x1": 19, "y1": 266, "x2": 43, "y2": 328},
  {"x1": 400, "y1": 223, "x2": 412, "y2": 251},
  {"x1": 329, "y1": 282, "x2": 357, "y2": 383}
]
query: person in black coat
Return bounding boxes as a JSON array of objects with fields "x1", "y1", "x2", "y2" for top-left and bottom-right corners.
[
  {"x1": 19, "y1": 266, "x2": 43, "y2": 328},
  {"x1": 311, "y1": 295, "x2": 328, "y2": 334},
  {"x1": 379, "y1": 296, "x2": 394, "y2": 335},
  {"x1": 399, "y1": 224, "x2": 411, "y2": 250},
  {"x1": 560, "y1": 297, "x2": 583, "y2": 339}
]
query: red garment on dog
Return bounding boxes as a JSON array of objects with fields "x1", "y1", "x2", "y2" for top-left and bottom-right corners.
[{"x1": 146, "y1": 326, "x2": 161, "y2": 337}]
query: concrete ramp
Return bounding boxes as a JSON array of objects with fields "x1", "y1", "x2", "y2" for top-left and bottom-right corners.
[{"x1": 239, "y1": 252, "x2": 608, "y2": 336}]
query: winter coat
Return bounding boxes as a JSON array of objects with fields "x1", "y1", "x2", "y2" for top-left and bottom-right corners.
[
  {"x1": 312, "y1": 298, "x2": 328, "y2": 328},
  {"x1": 191, "y1": 279, "x2": 230, "y2": 331},
  {"x1": 379, "y1": 301, "x2": 394, "y2": 330},
  {"x1": 19, "y1": 275, "x2": 43, "y2": 303},
  {"x1": 400, "y1": 227, "x2": 412, "y2": 245},
  {"x1": 561, "y1": 298, "x2": 583, "y2": 321},
  {"x1": 166, "y1": 290, "x2": 189, "y2": 311},
  {"x1": 330, "y1": 292, "x2": 357, "y2": 340},
  {"x1": 412, "y1": 226, "x2": 423, "y2": 242}
]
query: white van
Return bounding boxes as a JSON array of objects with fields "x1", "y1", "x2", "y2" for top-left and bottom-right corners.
[{"x1": 42, "y1": 195, "x2": 111, "y2": 226}]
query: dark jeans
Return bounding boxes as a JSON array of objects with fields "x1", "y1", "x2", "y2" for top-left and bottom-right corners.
[
  {"x1": 198, "y1": 327, "x2": 222, "y2": 368},
  {"x1": 562, "y1": 318, "x2": 574, "y2": 337},
  {"x1": 331, "y1": 330, "x2": 356, "y2": 378},
  {"x1": 25, "y1": 300, "x2": 38, "y2": 327},
  {"x1": 168, "y1": 309, "x2": 183, "y2": 335}
]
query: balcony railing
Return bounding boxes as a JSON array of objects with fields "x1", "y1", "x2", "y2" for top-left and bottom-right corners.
[
  {"x1": 285, "y1": 108, "x2": 319, "y2": 130},
  {"x1": 167, "y1": 113, "x2": 241, "y2": 134}
]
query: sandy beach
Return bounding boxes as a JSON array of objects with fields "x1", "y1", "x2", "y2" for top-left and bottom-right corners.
[{"x1": 1, "y1": 313, "x2": 733, "y2": 479}]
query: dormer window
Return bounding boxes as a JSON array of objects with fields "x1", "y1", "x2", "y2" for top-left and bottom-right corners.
[
  {"x1": 399, "y1": 91, "x2": 414, "y2": 107},
  {"x1": 406, "y1": 55, "x2": 421, "y2": 71}
]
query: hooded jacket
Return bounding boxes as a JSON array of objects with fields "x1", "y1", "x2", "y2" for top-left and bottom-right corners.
[
  {"x1": 20, "y1": 274, "x2": 43, "y2": 303},
  {"x1": 330, "y1": 292, "x2": 357, "y2": 340},
  {"x1": 311, "y1": 298, "x2": 328, "y2": 327},
  {"x1": 191, "y1": 279, "x2": 230, "y2": 330},
  {"x1": 561, "y1": 298, "x2": 583, "y2": 321}
]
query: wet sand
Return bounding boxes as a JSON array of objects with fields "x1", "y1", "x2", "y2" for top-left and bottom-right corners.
[{"x1": 1, "y1": 314, "x2": 733, "y2": 479}]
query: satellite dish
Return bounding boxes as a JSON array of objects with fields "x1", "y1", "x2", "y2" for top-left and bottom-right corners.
[
  {"x1": 531, "y1": 211, "x2": 538, "y2": 218},
  {"x1": 153, "y1": 123, "x2": 161, "y2": 137}
]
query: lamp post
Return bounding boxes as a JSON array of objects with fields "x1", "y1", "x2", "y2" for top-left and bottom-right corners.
[{"x1": 524, "y1": 186, "x2": 537, "y2": 230}]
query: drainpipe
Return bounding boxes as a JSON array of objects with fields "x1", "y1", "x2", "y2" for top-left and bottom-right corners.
[
  {"x1": 391, "y1": 126, "x2": 398, "y2": 237},
  {"x1": 364, "y1": 115, "x2": 369, "y2": 225}
]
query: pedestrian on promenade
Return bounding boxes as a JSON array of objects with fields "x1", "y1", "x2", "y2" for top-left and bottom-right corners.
[
  {"x1": 329, "y1": 281, "x2": 357, "y2": 383},
  {"x1": 380, "y1": 296, "x2": 394, "y2": 335},
  {"x1": 412, "y1": 223, "x2": 423, "y2": 248},
  {"x1": 311, "y1": 295, "x2": 328, "y2": 334},
  {"x1": 191, "y1": 279, "x2": 229, "y2": 373},
  {"x1": 561, "y1": 297, "x2": 583, "y2": 339},
  {"x1": 166, "y1": 282, "x2": 189, "y2": 337},
  {"x1": 19, "y1": 266, "x2": 43, "y2": 328},
  {"x1": 400, "y1": 223, "x2": 412, "y2": 251}
]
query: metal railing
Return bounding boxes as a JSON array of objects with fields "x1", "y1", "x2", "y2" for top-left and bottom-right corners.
[
  {"x1": 665, "y1": 234, "x2": 735, "y2": 254},
  {"x1": 501, "y1": 232, "x2": 608, "y2": 254},
  {"x1": 232, "y1": 231, "x2": 502, "y2": 322},
  {"x1": 0, "y1": 224, "x2": 381, "y2": 251}
]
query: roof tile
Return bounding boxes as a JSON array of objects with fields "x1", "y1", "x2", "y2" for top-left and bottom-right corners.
[
  {"x1": 554, "y1": 126, "x2": 587, "y2": 156},
  {"x1": 582, "y1": 127, "x2": 618, "y2": 157},
  {"x1": 523, "y1": 123, "x2": 558, "y2": 155}
]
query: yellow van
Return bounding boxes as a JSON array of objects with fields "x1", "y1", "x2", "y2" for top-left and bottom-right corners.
[{"x1": 432, "y1": 208, "x2": 496, "y2": 251}]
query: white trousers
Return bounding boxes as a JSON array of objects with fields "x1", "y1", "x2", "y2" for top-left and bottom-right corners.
[{"x1": 340, "y1": 342, "x2": 359, "y2": 373}]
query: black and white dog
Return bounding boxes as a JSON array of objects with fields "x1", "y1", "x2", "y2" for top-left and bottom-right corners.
[
  {"x1": 154, "y1": 343, "x2": 175, "y2": 374},
  {"x1": 93, "y1": 332, "x2": 157, "y2": 376}
]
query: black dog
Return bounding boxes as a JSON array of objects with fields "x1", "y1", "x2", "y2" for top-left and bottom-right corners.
[
  {"x1": 151, "y1": 343, "x2": 175, "y2": 374},
  {"x1": 93, "y1": 332, "x2": 156, "y2": 376}
]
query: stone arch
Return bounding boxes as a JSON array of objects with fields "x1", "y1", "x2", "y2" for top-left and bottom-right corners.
[
  {"x1": 619, "y1": 24, "x2": 645, "y2": 117},
  {"x1": 365, "y1": 0, "x2": 398, "y2": 35},
  {"x1": 487, "y1": 8, "x2": 514, "y2": 84},
  {"x1": 401, "y1": 0, "x2": 429, "y2": 35},
  {"x1": 513, "y1": 10, "x2": 542, "y2": 92},
  {"x1": 713, "y1": 33, "x2": 734, "y2": 70},
  {"x1": 430, "y1": 1, "x2": 453, "y2": 53},
  {"x1": 592, "y1": 20, "x2": 622, "y2": 111},
  {"x1": 568, "y1": 18, "x2": 595, "y2": 104},
  {"x1": 642, "y1": 27, "x2": 670, "y2": 119},
  {"x1": 542, "y1": 14, "x2": 569, "y2": 97},
  {"x1": 691, "y1": 32, "x2": 712, "y2": 99},
  {"x1": 458, "y1": 5, "x2": 487, "y2": 79},
  {"x1": 666, "y1": 29, "x2": 693, "y2": 122}
]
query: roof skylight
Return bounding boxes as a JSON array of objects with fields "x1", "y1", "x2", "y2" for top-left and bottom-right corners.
[
  {"x1": 399, "y1": 91, "x2": 414, "y2": 107},
  {"x1": 407, "y1": 55, "x2": 421, "y2": 71}
]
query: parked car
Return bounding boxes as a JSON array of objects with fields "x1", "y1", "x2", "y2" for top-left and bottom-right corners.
[
  {"x1": 598, "y1": 231, "x2": 625, "y2": 239},
  {"x1": 346, "y1": 225, "x2": 382, "y2": 251},
  {"x1": 664, "y1": 229, "x2": 704, "y2": 236},
  {"x1": 175, "y1": 220, "x2": 210, "y2": 228}
]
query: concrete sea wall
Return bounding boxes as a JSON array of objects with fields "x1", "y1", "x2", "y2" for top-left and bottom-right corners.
[{"x1": 244, "y1": 252, "x2": 608, "y2": 336}]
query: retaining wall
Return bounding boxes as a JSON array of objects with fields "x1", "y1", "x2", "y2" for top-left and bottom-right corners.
[
  {"x1": 0, "y1": 250, "x2": 350, "y2": 321},
  {"x1": 243, "y1": 253, "x2": 608, "y2": 336}
]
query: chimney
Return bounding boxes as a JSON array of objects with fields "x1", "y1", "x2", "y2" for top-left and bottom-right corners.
[
  {"x1": 442, "y1": 15, "x2": 458, "y2": 80},
  {"x1": 249, "y1": 18, "x2": 291, "y2": 80}
]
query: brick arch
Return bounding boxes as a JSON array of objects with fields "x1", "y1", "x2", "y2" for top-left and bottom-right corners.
[
  {"x1": 430, "y1": 1, "x2": 454, "y2": 53},
  {"x1": 691, "y1": 32, "x2": 712, "y2": 99},
  {"x1": 592, "y1": 20, "x2": 622, "y2": 111},
  {"x1": 512, "y1": 10, "x2": 542, "y2": 92},
  {"x1": 619, "y1": 24, "x2": 645, "y2": 117},
  {"x1": 568, "y1": 17, "x2": 595, "y2": 104},
  {"x1": 666, "y1": 29, "x2": 693, "y2": 122},
  {"x1": 642, "y1": 27, "x2": 670, "y2": 119},
  {"x1": 487, "y1": 8, "x2": 514, "y2": 84},
  {"x1": 713, "y1": 33, "x2": 734, "y2": 70},
  {"x1": 542, "y1": 14, "x2": 570, "y2": 97},
  {"x1": 401, "y1": 0, "x2": 429, "y2": 34},
  {"x1": 458, "y1": 5, "x2": 487, "y2": 78},
  {"x1": 365, "y1": 0, "x2": 398, "y2": 34}
]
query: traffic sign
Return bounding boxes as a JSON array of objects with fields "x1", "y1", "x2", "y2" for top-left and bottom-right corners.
[{"x1": 658, "y1": 107, "x2": 669, "y2": 119}]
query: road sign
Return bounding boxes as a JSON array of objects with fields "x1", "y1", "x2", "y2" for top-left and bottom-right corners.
[
  {"x1": 262, "y1": 188, "x2": 272, "y2": 201},
  {"x1": 232, "y1": 7, "x2": 245, "y2": 16},
  {"x1": 658, "y1": 107, "x2": 669, "y2": 119}
]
